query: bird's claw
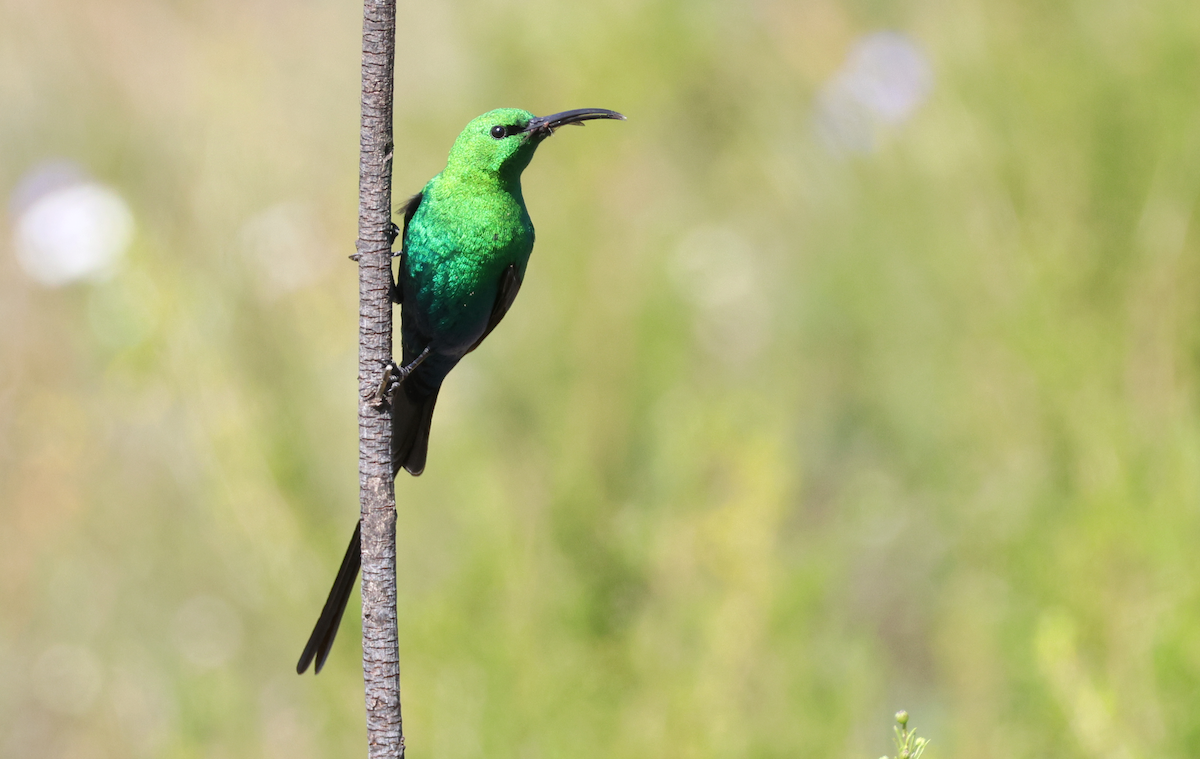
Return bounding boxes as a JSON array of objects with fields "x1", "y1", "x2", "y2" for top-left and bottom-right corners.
[
  {"x1": 370, "y1": 360, "x2": 402, "y2": 407},
  {"x1": 369, "y1": 347, "x2": 433, "y2": 406}
]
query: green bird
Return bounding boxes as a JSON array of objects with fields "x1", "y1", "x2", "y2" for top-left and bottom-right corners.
[{"x1": 298, "y1": 107, "x2": 624, "y2": 674}]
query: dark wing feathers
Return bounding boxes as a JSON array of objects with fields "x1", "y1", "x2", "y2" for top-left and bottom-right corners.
[
  {"x1": 390, "y1": 192, "x2": 423, "y2": 305},
  {"x1": 467, "y1": 263, "x2": 523, "y2": 354},
  {"x1": 399, "y1": 192, "x2": 422, "y2": 235}
]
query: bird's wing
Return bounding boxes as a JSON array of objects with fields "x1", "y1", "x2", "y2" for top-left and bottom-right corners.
[
  {"x1": 391, "y1": 192, "x2": 423, "y2": 305},
  {"x1": 467, "y1": 263, "x2": 523, "y2": 353},
  {"x1": 399, "y1": 191, "x2": 423, "y2": 238}
]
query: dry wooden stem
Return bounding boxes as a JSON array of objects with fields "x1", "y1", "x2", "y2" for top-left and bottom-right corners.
[{"x1": 355, "y1": 0, "x2": 402, "y2": 756}]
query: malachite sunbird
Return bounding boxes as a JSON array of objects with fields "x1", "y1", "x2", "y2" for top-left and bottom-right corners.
[{"x1": 298, "y1": 107, "x2": 625, "y2": 674}]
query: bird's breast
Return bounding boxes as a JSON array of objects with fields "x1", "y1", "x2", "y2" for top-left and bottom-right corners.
[{"x1": 401, "y1": 189, "x2": 533, "y2": 351}]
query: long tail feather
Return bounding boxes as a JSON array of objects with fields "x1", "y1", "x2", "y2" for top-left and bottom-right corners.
[
  {"x1": 300, "y1": 369, "x2": 436, "y2": 674},
  {"x1": 297, "y1": 522, "x2": 361, "y2": 674}
]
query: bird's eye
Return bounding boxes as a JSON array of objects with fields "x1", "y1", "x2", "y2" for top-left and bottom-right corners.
[{"x1": 490, "y1": 125, "x2": 507, "y2": 139}]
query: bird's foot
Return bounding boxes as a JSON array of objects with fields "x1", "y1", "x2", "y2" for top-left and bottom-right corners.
[
  {"x1": 369, "y1": 347, "x2": 432, "y2": 406},
  {"x1": 370, "y1": 361, "x2": 400, "y2": 407}
]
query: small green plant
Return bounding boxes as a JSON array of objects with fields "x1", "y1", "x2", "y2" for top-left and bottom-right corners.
[{"x1": 878, "y1": 710, "x2": 929, "y2": 759}]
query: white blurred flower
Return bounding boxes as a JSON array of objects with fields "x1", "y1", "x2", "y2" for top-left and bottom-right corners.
[
  {"x1": 815, "y1": 31, "x2": 933, "y2": 154},
  {"x1": 11, "y1": 161, "x2": 134, "y2": 286}
]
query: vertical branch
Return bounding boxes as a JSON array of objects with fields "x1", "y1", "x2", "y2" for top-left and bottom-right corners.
[{"x1": 356, "y1": 0, "x2": 402, "y2": 757}]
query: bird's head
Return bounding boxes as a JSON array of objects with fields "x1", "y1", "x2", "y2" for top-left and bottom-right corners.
[{"x1": 446, "y1": 107, "x2": 625, "y2": 180}]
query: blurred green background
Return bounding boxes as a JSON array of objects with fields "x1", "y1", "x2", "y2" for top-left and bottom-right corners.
[{"x1": 3, "y1": 0, "x2": 1200, "y2": 757}]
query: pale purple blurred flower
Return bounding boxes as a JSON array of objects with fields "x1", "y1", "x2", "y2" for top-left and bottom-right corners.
[{"x1": 815, "y1": 32, "x2": 934, "y2": 154}]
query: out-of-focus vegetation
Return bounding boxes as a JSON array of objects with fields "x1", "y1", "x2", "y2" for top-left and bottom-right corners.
[
  {"x1": 879, "y1": 711, "x2": 929, "y2": 759},
  {"x1": 3, "y1": 0, "x2": 1200, "y2": 757},
  {"x1": 878, "y1": 710, "x2": 931, "y2": 758}
]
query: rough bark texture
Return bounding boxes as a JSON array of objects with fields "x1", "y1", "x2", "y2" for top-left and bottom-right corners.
[{"x1": 356, "y1": 1, "x2": 403, "y2": 757}]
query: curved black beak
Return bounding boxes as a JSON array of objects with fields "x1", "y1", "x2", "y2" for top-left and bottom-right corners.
[{"x1": 524, "y1": 108, "x2": 625, "y2": 139}]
